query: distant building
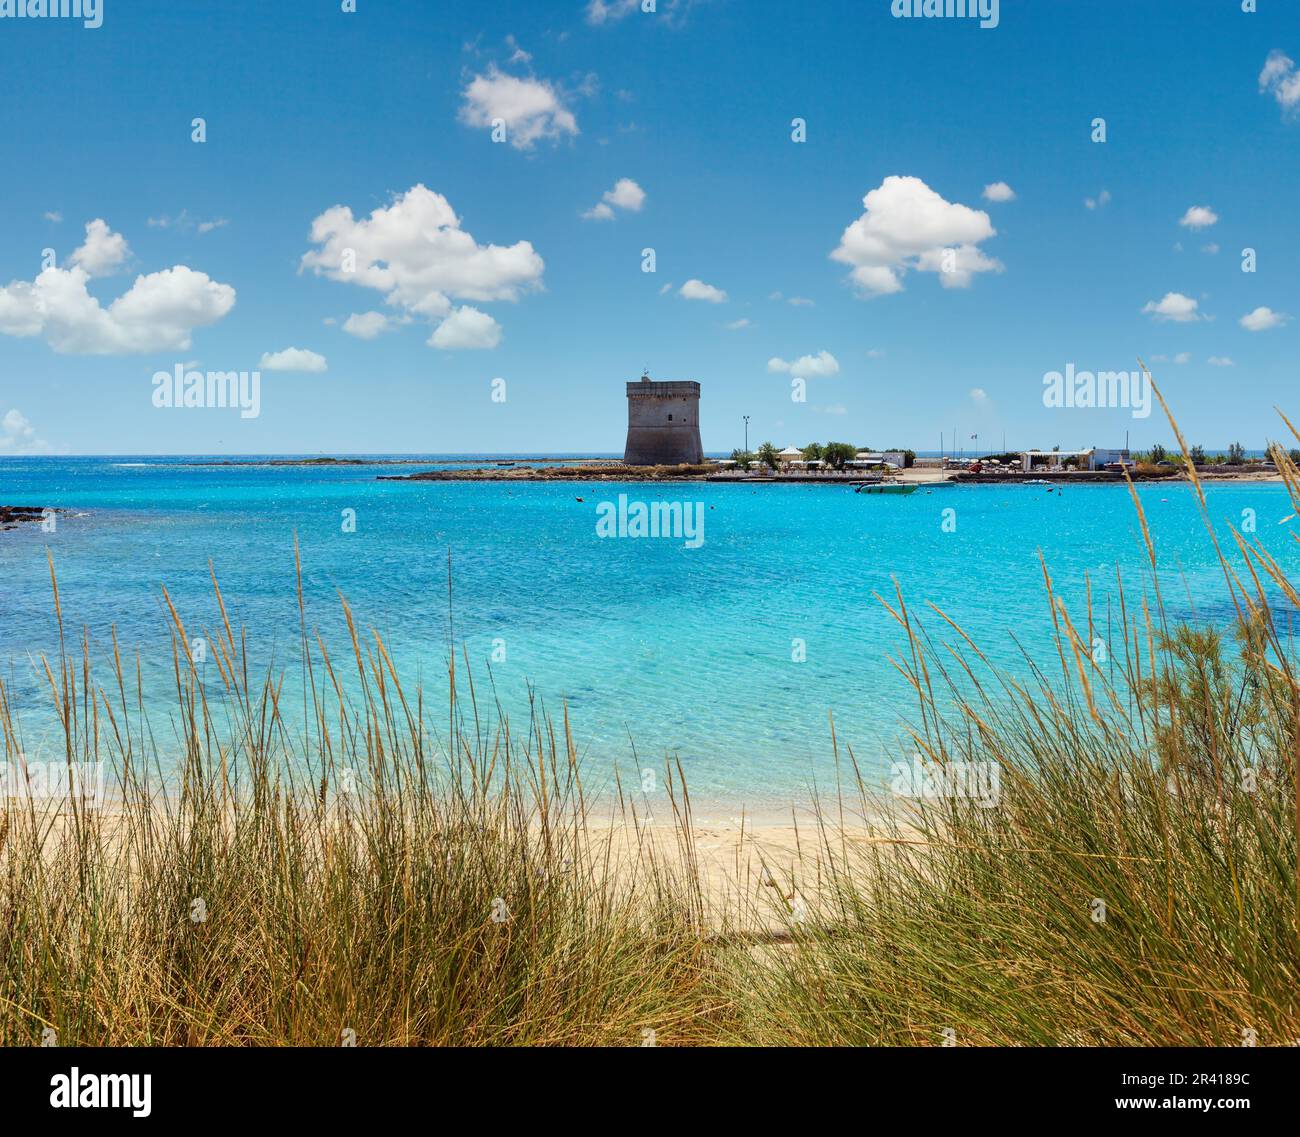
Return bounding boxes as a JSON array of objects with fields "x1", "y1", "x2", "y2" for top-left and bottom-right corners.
[
  {"x1": 1019, "y1": 447, "x2": 1133, "y2": 471},
  {"x1": 624, "y1": 372, "x2": 704, "y2": 465}
]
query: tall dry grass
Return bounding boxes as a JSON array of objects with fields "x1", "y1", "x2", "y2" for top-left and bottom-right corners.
[
  {"x1": 725, "y1": 390, "x2": 1300, "y2": 1046},
  {"x1": 0, "y1": 548, "x2": 720, "y2": 1046}
]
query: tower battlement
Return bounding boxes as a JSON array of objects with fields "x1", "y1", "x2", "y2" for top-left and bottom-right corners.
[{"x1": 623, "y1": 374, "x2": 703, "y2": 465}]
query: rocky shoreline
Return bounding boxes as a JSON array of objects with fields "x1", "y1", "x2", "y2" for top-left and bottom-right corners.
[{"x1": 0, "y1": 506, "x2": 63, "y2": 531}]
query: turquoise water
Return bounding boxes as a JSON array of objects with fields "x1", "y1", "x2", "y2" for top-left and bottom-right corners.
[{"x1": 1, "y1": 457, "x2": 1296, "y2": 809}]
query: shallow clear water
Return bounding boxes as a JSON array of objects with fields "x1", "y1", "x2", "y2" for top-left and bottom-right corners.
[{"x1": 1, "y1": 457, "x2": 1296, "y2": 809}]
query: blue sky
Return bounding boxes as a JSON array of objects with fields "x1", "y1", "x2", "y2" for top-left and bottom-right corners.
[{"x1": 0, "y1": 0, "x2": 1297, "y2": 456}]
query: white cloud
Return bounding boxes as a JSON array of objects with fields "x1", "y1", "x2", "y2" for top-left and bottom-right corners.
[
  {"x1": 603, "y1": 177, "x2": 645, "y2": 211},
  {"x1": 725, "y1": 318, "x2": 751, "y2": 330},
  {"x1": 0, "y1": 409, "x2": 52, "y2": 454},
  {"x1": 830, "y1": 176, "x2": 1002, "y2": 296},
  {"x1": 428, "y1": 306, "x2": 502, "y2": 350},
  {"x1": 0, "y1": 244, "x2": 235, "y2": 355},
  {"x1": 586, "y1": 0, "x2": 638, "y2": 21},
  {"x1": 342, "y1": 311, "x2": 395, "y2": 340},
  {"x1": 767, "y1": 350, "x2": 840, "y2": 378},
  {"x1": 969, "y1": 387, "x2": 988, "y2": 403},
  {"x1": 1240, "y1": 305, "x2": 1289, "y2": 332},
  {"x1": 1141, "y1": 292, "x2": 1201, "y2": 323},
  {"x1": 147, "y1": 210, "x2": 226, "y2": 236},
  {"x1": 259, "y1": 347, "x2": 328, "y2": 372},
  {"x1": 504, "y1": 35, "x2": 532, "y2": 65},
  {"x1": 679, "y1": 278, "x2": 727, "y2": 303},
  {"x1": 787, "y1": 296, "x2": 815, "y2": 307},
  {"x1": 459, "y1": 66, "x2": 578, "y2": 150},
  {"x1": 1202, "y1": 243, "x2": 1220, "y2": 255},
  {"x1": 301, "y1": 184, "x2": 542, "y2": 349},
  {"x1": 982, "y1": 182, "x2": 1016, "y2": 203},
  {"x1": 69, "y1": 219, "x2": 130, "y2": 277},
  {"x1": 1208, "y1": 356, "x2": 1235, "y2": 366},
  {"x1": 43, "y1": 211, "x2": 62, "y2": 224},
  {"x1": 1259, "y1": 50, "x2": 1300, "y2": 114},
  {"x1": 1085, "y1": 189, "x2": 1111, "y2": 210},
  {"x1": 1175, "y1": 351, "x2": 1192, "y2": 364},
  {"x1": 1179, "y1": 205, "x2": 1219, "y2": 229},
  {"x1": 582, "y1": 177, "x2": 645, "y2": 220},
  {"x1": 866, "y1": 348, "x2": 886, "y2": 358}
]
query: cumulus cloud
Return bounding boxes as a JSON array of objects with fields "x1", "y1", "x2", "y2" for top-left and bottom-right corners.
[
  {"x1": 969, "y1": 387, "x2": 988, "y2": 403},
  {"x1": 429, "y1": 306, "x2": 502, "y2": 350},
  {"x1": 982, "y1": 181, "x2": 1016, "y2": 202},
  {"x1": 0, "y1": 230, "x2": 235, "y2": 356},
  {"x1": 1260, "y1": 50, "x2": 1300, "y2": 115},
  {"x1": 69, "y1": 219, "x2": 130, "y2": 277},
  {"x1": 725, "y1": 318, "x2": 751, "y2": 330},
  {"x1": 259, "y1": 347, "x2": 328, "y2": 372},
  {"x1": 43, "y1": 211, "x2": 62, "y2": 224},
  {"x1": 1141, "y1": 292, "x2": 1201, "y2": 323},
  {"x1": 1179, "y1": 205, "x2": 1219, "y2": 229},
  {"x1": 767, "y1": 350, "x2": 840, "y2": 378},
  {"x1": 1, "y1": 412, "x2": 52, "y2": 454},
  {"x1": 1240, "y1": 305, "x2": 1289, "y2": 332},
  {"x1": 679, "y1": 278, "x2": 727, "y2": 303},
  {"x1": 458, "y1": 66, "x2": 578, "y2": 150},
  {"x1": 830, "y1": 176, "x2": 1003, "y2": 296},
  {"x1": 0, "y1": 409, "x2": 52, "y2": 455},
  {"x1": 1085, "y1": 189, "x2": 1111, "y2": 210},
  {"x1": 1208, "y1": 356, "x2": 1235, "y2": 367},
  {"x1": 582, "y1": 177, "x2": 646, "y2": 220},
  {"x1": 342, "y1": 311, "x2": 396, "y2": 340},
  {"x1": 300, "y1": 184, "x2": 542, "y2": 350}
]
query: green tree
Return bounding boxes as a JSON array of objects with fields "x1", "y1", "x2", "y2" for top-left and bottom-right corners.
[
  {"x1": 1190, "y1": 444, "x2": 1206, "y2": 465},
  {"x1": 730, "y1": 448, "x2": 755, "y2": 471},
  {"x1": 1149, "y1": 443, "x2": 1168, "y2": 464},
  {"x1": 801, "y1": 442, "x2": 824, "y2": 464},
  {"x1": 822, "y1": 441, "x2": 858, "y2": 470},
  {"x1": 1228, "y1": 441, "x2": 1246, "y2": 464},
  {"x1": 757, "y1": 441, "x2": 780, "y2": 471}
]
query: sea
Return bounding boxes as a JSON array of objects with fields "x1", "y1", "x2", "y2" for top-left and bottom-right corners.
[{"x1": 1, "y1": 455, "x2": 1295, "y2": 811}]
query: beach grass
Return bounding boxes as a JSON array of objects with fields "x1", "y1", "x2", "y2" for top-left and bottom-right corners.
[
  {"x1": 0, "y1": 551, "x2": 722, "y2": 1047},
  {"x1": 2, "y1": 391, "x2": 1298, "y2": 1046}
]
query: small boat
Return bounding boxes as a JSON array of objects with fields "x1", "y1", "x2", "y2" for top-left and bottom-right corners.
[{"x1": 855, "y1": 483, "x2": 917, "y2": 495}]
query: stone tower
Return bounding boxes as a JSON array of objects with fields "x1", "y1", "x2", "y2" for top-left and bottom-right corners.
[{"x1": 623, "y1": 372, "x2": 704, "y2": 466}]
